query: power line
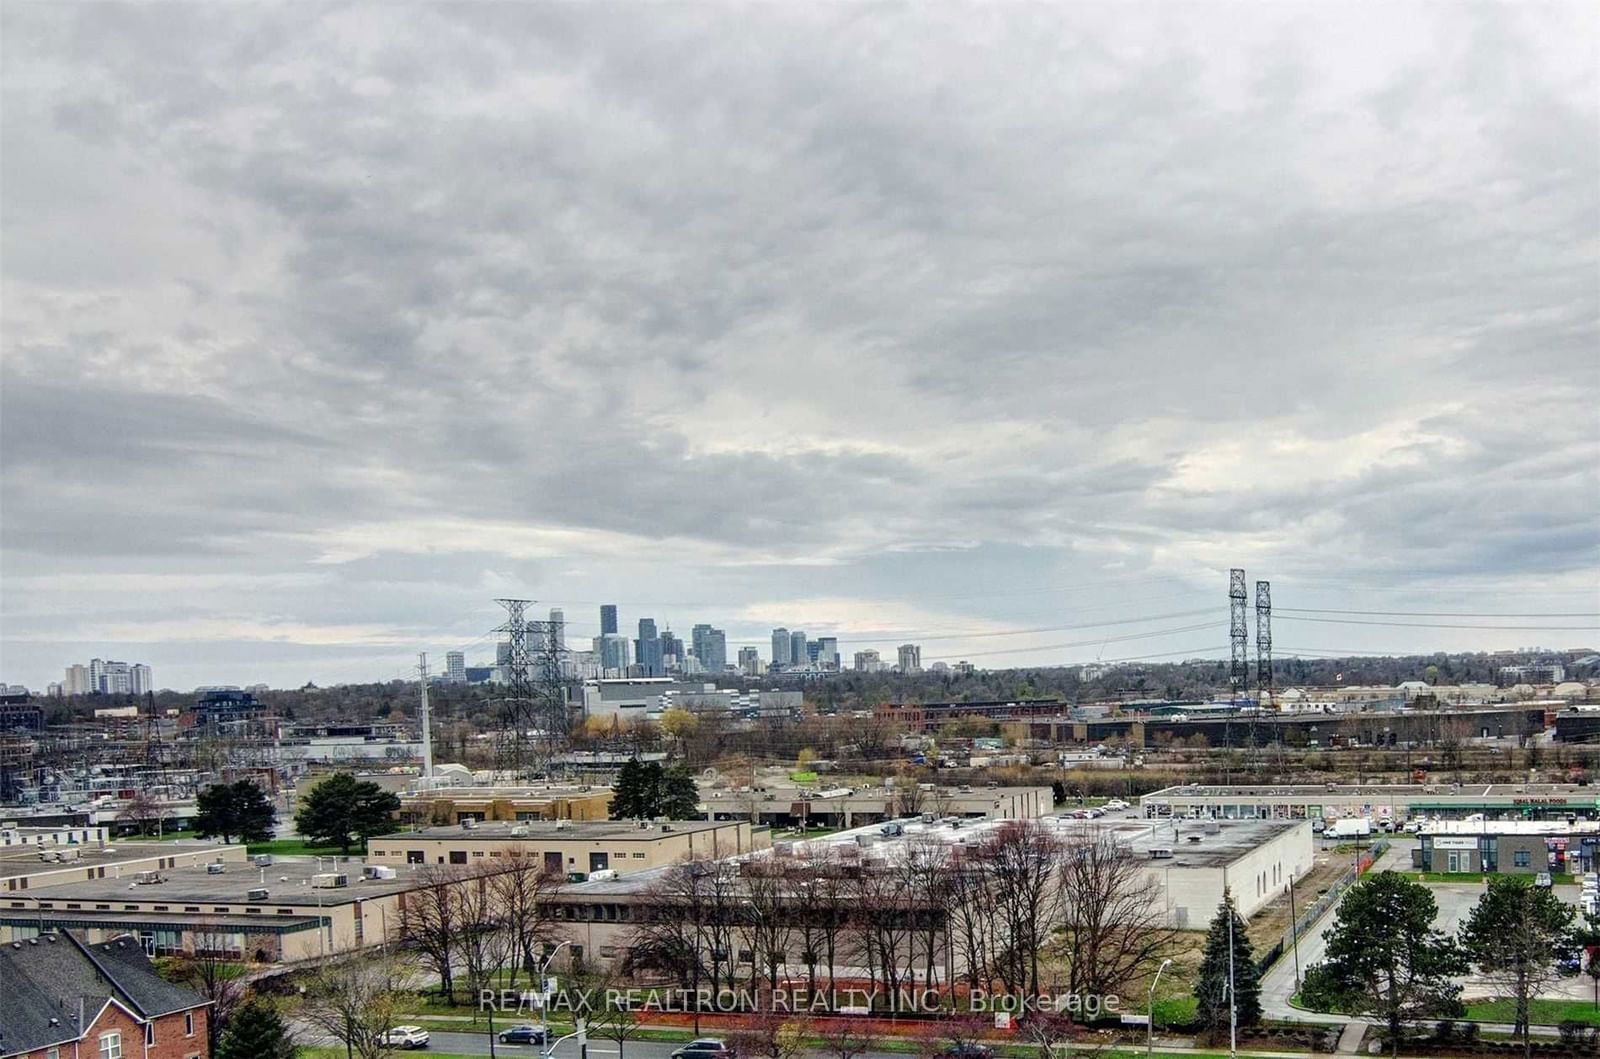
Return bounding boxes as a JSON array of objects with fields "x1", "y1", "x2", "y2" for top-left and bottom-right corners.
[
  {"x1": 924, "y1": 643, "x2": 1232, "y2": 667},
  {"x1": 1280, "y1": 607, "x2": 1600, "y2": 619},
  {"x1": 919, "y1": 621, "x2": 1226, "y2": 660},
  {"x1": 1275, "y1": 615, "x2": 1600, "y2": 631}
]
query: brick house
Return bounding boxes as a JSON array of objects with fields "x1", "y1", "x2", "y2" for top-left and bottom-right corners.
[{"x1": 0, "y1": 930, "x2": 210, "y2": 1059}]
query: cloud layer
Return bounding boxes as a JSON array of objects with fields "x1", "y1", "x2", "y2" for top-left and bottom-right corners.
[{"x1": 2, "y1": 2, "x2": 1597, "y2": 688}]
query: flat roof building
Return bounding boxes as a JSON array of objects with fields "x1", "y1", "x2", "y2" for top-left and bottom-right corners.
[
  {"x1": 2, "y1": 840, "x2": 246, "y2": 895},
  {"x1": 1142, "y1": 782, "x2": 1600, "y2": 824},
  {"x1": 367, "y1": 819, "x2": 766, "y2": 877},
  {"x1": 698, "y1": 783, "x2": 1053, "y2": 829}
]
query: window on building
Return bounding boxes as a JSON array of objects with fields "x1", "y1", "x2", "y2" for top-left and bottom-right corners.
[
  {"x1": 146, "y1": 1023, "x2": 156, "y2": 1045},
  {"x1": 449, "y1": 851, "x2": 468, "y2": 865},
  {"x1": 99, "y1": 1031, "x2": 123, "y2": 1059},
  {"x1": 1515, "y1": 850, "x2": 1532, "y2": 867},
  {"x1": 631, "y1": 852, "x2": 645, "y2": 859},
  {"x1": 186, "y1": 1011, "x2": 195, "y2": 1037}
]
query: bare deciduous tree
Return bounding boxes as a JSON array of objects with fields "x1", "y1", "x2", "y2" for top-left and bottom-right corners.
[
  {"x1": 301, "y1": 954, "x2": 420, "y2": 1059},
  {"x1": 1054, "y1": 827, "x2": 1180, "y2": 1004},
  {"x1": 397, "y1": 864, "x2": 464, "y2": 1005}
]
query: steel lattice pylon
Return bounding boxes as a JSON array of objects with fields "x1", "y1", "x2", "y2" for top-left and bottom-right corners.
[{"x1": 492, "y1": 599, "x2": 572, "y2": 778}]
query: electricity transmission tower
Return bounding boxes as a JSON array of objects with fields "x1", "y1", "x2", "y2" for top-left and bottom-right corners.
[{"x1": 491, "y1": 599, "x2": 571, "y2": 778}]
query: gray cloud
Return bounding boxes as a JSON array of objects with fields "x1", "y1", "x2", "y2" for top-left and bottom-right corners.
[{"x1": 2, "y1": 1, "x2": 1596, "y2": 689}]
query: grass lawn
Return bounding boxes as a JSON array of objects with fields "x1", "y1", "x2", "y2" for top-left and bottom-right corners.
[
  {"x1": 1152, "y1": 995, "x2": 1198, "y2": 1025},
  {"x1": 1464, "y1": 999, "x2": 1600, "y2": 1026},
  {"x1": 245, "y1": 837, "x2": 367, "y2": 857},
  {"x1": 1407, "y1": 872, "x2": 1576, "y2": 885}
]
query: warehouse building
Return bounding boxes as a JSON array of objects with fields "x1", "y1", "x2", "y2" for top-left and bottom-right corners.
[
  {"x1": 1141, "y1": 782, "x2": 1600, "y2": 825},
  {"x1": 2, "y1": 840, "x2": 246, "y2": 895},
  {"x1": 698, "y1": 783, "x2": 1053, "y2": 829},
  {"x1": 366, "y1": 819, "x2": 766, "y2": 876},
  {"x1": 545, "y1": 814, "x2": 1312, "y2": 975},
  {"x1": 395, "y1": 782, "x2": 613, "y2": 825},
  {"x1": 1, "y1": 858, "x2": 424, "y2": 962}
]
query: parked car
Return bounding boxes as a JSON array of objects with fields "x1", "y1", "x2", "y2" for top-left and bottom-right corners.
[
  {"x1": 671, "y1": 1039, "x2": 730, "y2": 1059},
  {"x1": 499, "y1": 1024, "x2": 551, "y2": 1045},
  {"x1": 937, "y1": 1045, "x2": 994, "y2": 1059},
  {"x1": 1559, "y1": 951, "x2": 1584, "y2": 974},
  {"x1": 378, "y1": 1026, "x2": 431, "y2": 1049}
]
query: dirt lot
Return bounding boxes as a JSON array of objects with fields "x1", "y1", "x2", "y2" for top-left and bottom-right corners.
[{"x1": 1245, "y1": 850, "x2": 1356, "y2": 951}]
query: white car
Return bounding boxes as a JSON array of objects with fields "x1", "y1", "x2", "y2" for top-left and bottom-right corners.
[{"x1": 378, "y1": 1026, "x2": 431, "y2": 1049}]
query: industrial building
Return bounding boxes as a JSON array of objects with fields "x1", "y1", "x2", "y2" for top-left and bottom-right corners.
[
  {"x1": 366, "y1": 819, "x2": 766, "y2": 875},
  {"x1": 1142, "y1": 782, "x2": 1600, "y2": 824},
  {"x1": 697, "y1": 783, "x2": 1053, "y2": 829},
  {"x1": 1011, "y1": 705, "x2": 1549, "y2": 749},
  {"x1": 3, "y1": 840, "x2": 247, "y2": 895},
  {"x1": 395, "y1": 782, "x2": 613, "y2": 825},
  {"x1": 544, "y1": 814, "x2": 1311, "y2": 974},
  {"x1": 2, "y1": 858, "x2": 418, "y2": 962}
]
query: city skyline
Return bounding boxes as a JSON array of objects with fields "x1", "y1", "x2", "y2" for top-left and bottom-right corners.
[{"x1": 2, "y1": 3, "x2": 1596, "y2": 689}]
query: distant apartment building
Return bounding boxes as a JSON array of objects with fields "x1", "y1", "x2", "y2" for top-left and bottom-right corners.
[
  {"x1": 549, "y1": 608, "x2": 566, "y2": 650},
  {"x1": 600, "y1": 604, "x2": 619, "y2": 636},
  {"x1": 815, "y1": 636, "x2": 839, "y2": 670},
  {"x1": 898, "y1": 643, "x2": 922, "y2": 672},
  {"x1": 660, "y1": 628, "x2": 684, "y2": 671},
  {"x1": 636, "y1": 619, "x2": 664, "y2": 677},
  {"x1": 770, "y1": 628, "x2": 791, "y2": 667},
  {"x1": 445, "y1": 650, "x2": 467, "y2": 682},
  {"x1": 595, "y1": 634, "x2": 632, "y2": 676},
  {"x1": 789, "y1": 630, "x2": 808, "y2": 668},
  {"x1": 67, "y1": 658, "x2": 151, "y2": 696},
  {"x1": 1500, "y1": 663, "x2": 1566, "y2": 686},
  {"x1": 738, "y1": 646, "x2": 761, "y2": 675},
  {"x1": 692, "y1": 624, "x2": 727, "y2": 672},
  {"x1": 63, "y1": 664, "x2": 93, "y2": 695},
  {"x1": 854, "y1": 649, "x2": 883, "y2": 672}
]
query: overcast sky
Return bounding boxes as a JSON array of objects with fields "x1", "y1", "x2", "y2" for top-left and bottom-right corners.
[{"x1": 2, "y1": 2, "x2": 1597, "y2": 691}]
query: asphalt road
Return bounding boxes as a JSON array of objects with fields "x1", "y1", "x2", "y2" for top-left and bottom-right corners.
[
  {"x1": 295, "y1": 1027, "x2": 919, "y2": 1059},
  {"x1": 1259, "y1": 849, "x2": 1587, "y2": 1033}
]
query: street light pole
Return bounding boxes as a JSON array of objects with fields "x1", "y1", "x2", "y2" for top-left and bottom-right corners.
[
  {"x1": 1147, "y1": 957, "x2": 1173, "y2": 1059},
  {"x1": 1227, "y1": 905, "x2": 1238, "y2": 1059}
]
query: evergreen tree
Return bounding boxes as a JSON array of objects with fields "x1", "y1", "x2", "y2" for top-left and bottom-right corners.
[
  {"x1": 293, "y1": 772, "x2": 400, "y2": 854},
  {"x1": 1301, "y1": 871, "x2": 1465, "y2": 1056},
  {"x1": 1194, "y1": 889, "x2": 1261, "y2": 1038},
  {"x1": 216, "y1": 1000, "x2": 294, "y2": 1059},
  {"x1": 610, "y1": 759, "x2": 648, "y2": 819},
  {"x1": 609, "y1": 760, "x2": 699, "y2": 819},
  {"x1": 194, "y1": 780, "x2": 277, "y2": 844},
  {"x1": 1460, "y1": 875, "x2": 1576, "y2": 1058},
  {"x1": 658, "y1": 764, "x2": 702, "y2": 819}
]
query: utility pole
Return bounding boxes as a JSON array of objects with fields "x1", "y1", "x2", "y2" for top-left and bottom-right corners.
[
  {"x1": 1228, "y1": 901, "x2": 1238, "y2": 1059},
  {"x1": 417, "y1": 652, "x2": 434, "y2": 785},
  {"x1": 1289, "y1": 873, "x2": 1302, "y2": 988}
]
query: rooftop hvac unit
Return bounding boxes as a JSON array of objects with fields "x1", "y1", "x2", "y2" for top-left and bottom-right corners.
[
  {"x1": 206, "y1": 862, "x2": 226, "y2": 875},
  {"x1": 589, "y1": 868, "x2": 617, "y2": 881},
  {"x1": 247, "y1": 887, "x2": 270, "y2": 901},
  {"x1": 555, "y1": 819, "x2": 569, "y2": 830},
  {"x1": 132, "y1": 871, "x2": 163, "y2": 885},
  {"x1": 510, "y1": 825, "x2": 528, "y2": 837},
  {"x1": 461, "y1": 818, "x2": 477, "y2": 830},
  {"x1": 1150, "y1": 847, "x2": 1174, "y2": 859},
  {"x1": 1186, "y1": 834, "x2": 1203, "y2": 843},
  {"x1": 311, "y1": 873, "x2": 349, "y2": 889},
  {"x1": 362, "y1": 865, "x2": 397, "y2": 880},
  {"x1": 1203, "y1": 821, "x2": 1221, "y2": 834}
]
